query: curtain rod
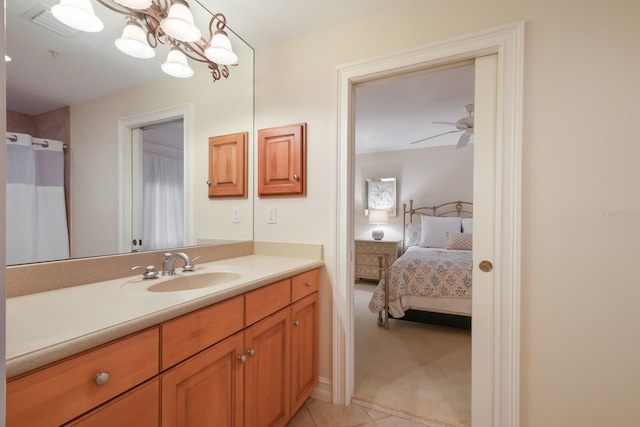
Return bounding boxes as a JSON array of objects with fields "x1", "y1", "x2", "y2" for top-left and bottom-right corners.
[{"x1": 6, "y1": 134, "x2": 68, "y2": 150}]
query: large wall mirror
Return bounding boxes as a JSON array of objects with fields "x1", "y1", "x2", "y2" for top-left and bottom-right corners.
[{"x1": 5, "y1": 0, "x2": 255, "y2": 266}]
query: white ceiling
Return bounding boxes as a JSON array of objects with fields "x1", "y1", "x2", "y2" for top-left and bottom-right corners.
[{"x1": 5, "y1": 0, "x2": 473, "y2": 152}]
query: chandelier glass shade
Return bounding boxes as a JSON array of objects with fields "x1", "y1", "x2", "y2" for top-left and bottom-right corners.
[{"x1": 51, "y1": 0, "x2": 238, "y2": 82}]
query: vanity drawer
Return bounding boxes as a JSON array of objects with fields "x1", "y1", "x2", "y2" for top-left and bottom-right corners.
[
  {"x1": 291, "y1": 268, "x2": 320, "y2": 302},
  {"x1": 161, "y1": 296, "x2": 244, "y2": 370},
  {"x1": 7, "y1": 328, "x2": 159, "y2": 427},
  {"x1": 245, "y1": 278, "x2": 291, "y2": 326}
]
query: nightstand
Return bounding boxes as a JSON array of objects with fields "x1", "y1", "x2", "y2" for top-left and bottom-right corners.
[{"x1": 354, "y1": 239, "x2": 402, "y2": 281}]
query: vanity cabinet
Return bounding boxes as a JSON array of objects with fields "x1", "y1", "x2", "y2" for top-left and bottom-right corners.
[
  {"x1": 6, "y1": 268, "x2": 320, "y2": 427},
  {"x1": 6, "y1": 328, "x2": 159, "y2": 427}
]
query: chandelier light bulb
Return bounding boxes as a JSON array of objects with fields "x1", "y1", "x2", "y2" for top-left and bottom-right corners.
[
  {"x1": 115, "y1": 20, "x2": 155, "y2": 59},
  {"x1": 161, "y1": 48, "x2": 194, "y2": 78},
  {"x1": 51, "y1": 0, "x2": 104, "y2": 32},
  {"x1": 160, "y1": 0, "x2": 202, "y2": 42},
  {"x1": 204, "y1": 30, "x2": 238, "y2": 65},
  {"x1": 113, "y1": 0, "x2": 153, "y2": 9}
]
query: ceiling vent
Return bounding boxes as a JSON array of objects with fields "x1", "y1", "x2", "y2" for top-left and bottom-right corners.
[{"x1": 21, "y1": 3, "x2": 81, "y2": 38}]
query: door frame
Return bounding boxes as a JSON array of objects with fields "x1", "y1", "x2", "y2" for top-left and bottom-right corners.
[
  {"x1": 333, "y1": 22, "x2": 524, "y2": 426},
  {"x1": 117, "y1": 104, "x2": 194, "y2": 253}
]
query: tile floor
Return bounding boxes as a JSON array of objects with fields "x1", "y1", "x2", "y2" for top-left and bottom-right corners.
[{"x1": 286, "y1": 398, "x2": 443, "y2": 427}]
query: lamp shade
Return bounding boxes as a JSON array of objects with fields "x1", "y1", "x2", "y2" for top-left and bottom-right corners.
[
  {"x1": 204, "y1": 30, "x2": 238, "y2": 65},
  {"x1": 368, "y1": 210, "x2": 389, "y2": 225},
  {"x1": 113, "y1": 0, "x2": 153, "y2": 9},
  {"x1": 160, "y1": 0, "x2": 202, "y2": 42},
  {"x1": 51, "y1": 0, "x2": 104, "y2": 32},
  {"x1": 115, "y1": 20, "x2": 155, "y2": 59},
  {"x1": 161, "y1": 48, "x2": 194, "y2": 78}
]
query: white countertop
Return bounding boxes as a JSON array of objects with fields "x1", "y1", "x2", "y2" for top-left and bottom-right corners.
[{"x1": 7, "y1": 254, "x2": 323, "y2": 378}]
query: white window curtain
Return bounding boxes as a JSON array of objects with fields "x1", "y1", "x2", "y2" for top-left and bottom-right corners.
[
  {"x1": 142, "y1": 152, "x2": 184, "y2": 250},
  {"x1": 6, "y1": 133, "x2": 69, "y2": 265}
]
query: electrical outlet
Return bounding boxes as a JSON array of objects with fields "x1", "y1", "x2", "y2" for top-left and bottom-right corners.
[
  {"x1": 267, "y1": 207, "x2": 276, "y2": 224},
  {"x1": 232, "y1": 207, "x2": 240, "y2": 223}
]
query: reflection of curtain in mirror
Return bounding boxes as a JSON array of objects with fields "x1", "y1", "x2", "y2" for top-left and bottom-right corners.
[
  {"x1": 143, "y1": 153, "x2": 184, "y2": 250},
  {"x1": 6, "y1": 133, "x2": 70, "y2": 264}
]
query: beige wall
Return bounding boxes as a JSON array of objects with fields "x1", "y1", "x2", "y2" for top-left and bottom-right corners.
[
  {"x1": 354, "y1": 145, "x2": 473, "y2": 242},
  {"x1": 254, "y1": 0, "x2": 640, "y2": 425}
]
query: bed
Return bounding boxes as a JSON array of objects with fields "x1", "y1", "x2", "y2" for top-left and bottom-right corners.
[{"x1": 368, "y1": 200, "x2": 473, "y2": 329}]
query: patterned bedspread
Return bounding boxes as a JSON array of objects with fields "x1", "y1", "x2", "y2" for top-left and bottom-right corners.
[{"x1": 368, "y1": 248, "x2": 473, "y2": 314}]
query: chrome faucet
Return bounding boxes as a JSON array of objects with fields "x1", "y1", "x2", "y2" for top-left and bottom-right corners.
[{"x1": 162, "y1": 252, "x2": 199, "y2": 275}]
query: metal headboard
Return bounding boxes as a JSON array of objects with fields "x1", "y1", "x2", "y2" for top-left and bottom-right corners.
[{"x1": 402, "y1": 199, "x2": 473, "y2": 252}]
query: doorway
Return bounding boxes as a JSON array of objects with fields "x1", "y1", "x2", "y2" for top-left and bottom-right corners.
[
  {"x1": 352, "y1": 63, "x2": 475, "y2": 426},
  {"x1": 333, "y1": 22, "x2": 524, "y2": 426}
]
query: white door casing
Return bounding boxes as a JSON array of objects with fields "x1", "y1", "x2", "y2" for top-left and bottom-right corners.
[
  {"x1": 117, "y1": 104, "x2": 194, "y2": 254},
  {"x1": 334, "y1": 22, "x2": 524, "y2": 426}
]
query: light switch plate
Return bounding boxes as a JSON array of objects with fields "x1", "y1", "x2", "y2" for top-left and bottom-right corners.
[
  {"x1": 232, "y1": 207, "x2": 240, "y2": 223},
  {"x1": 267, "y1": 207, "x2": 276, "y2": 224}
]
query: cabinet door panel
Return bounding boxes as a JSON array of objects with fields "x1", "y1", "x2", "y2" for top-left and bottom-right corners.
[
  {"x1": 290, "y1": 293, "x2": 319, "y2": 414},
  {"x1": 161, "y1": 333, "x2": 244, "y2": 427},
  {"x1": 244, "y1": 309, "x2": 291, "y2": 427}
]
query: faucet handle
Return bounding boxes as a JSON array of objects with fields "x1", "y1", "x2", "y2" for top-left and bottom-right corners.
[
  {"x1": 131, "y1": 265, "x2": 160, "y2": 280},
  {"x1": 182, "y1": 256, "x2": 201, "y2": 272}
]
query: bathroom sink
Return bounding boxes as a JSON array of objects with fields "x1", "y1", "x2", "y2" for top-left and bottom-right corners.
[{"x1": 146, "y1": 272, "x2": 241, "y2": 292}]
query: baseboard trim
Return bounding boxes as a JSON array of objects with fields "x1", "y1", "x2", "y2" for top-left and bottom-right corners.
[{"x1": 311, "y1": 376, "x2": 332, "y2": 402}]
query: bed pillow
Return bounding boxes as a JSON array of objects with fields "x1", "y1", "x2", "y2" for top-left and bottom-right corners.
[
  {"x1": 419, "y1": 216, "x2": 462, "y2": 248},
  {"x1": 445, "y1": 232, "x2": 473, "y2": 250},
  {"x1": 405, "y1": 222, "x2": 422, "y2": 247},
  {"x1": 461, "y1": 218, "x2": 473, "y2": 234}
]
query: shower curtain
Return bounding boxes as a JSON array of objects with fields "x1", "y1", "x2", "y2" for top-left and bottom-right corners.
[
  {"x1": 6, "y1": 133, "x2": 70, "y2": 264},
  {"x1": 142, "y1": 152, "x2": 184, "y2": 250}
]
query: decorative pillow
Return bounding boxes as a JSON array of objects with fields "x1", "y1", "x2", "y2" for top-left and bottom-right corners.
[
  {"x1": 445, "y1": 232, "x2": 473, "y2": 250},
  {"x1": 405, "y1": 222, "x2": 422, "y2": 247},
  {"x1": 419, "y1": 216, "x2": 462, "y2": 248},
  {"x1": 462, "y1": 218, "x2": 473, "y2": 233}
]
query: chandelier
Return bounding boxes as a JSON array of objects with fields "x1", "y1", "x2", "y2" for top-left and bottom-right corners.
[{"x1": 51, "y1": 0, "x2": 238, "y2": 82}]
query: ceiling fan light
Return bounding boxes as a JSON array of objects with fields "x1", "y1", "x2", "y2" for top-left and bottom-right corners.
[
  {"x1": 204, "y1": 30, "x2": 238, "y2": 65},
  {"x1": 160, "y1": 0, "x2": 201, "y2": 42},
  {"x1": 115, "y1": 20, "x2": 155, "y2": 59},
  {"x1": 113, "y1": 0, "x2": 153, "y2": 9},
  {"x1": 161, "y1": 48, "x2": 194, "y2": 78},
  {"x1": 51, "y1": 0, "x2": 104, "y2": 32}
]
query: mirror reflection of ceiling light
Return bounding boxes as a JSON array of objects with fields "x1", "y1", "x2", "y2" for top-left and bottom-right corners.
[{"x1": 50, "y1": 0, "x2": 238, "y2": 81}]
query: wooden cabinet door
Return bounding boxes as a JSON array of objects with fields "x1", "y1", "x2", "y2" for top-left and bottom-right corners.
[
  {"x1": 65, "y1": 379, "x2": 159, "y2": 427},
  {"x1": 257, "y1": 123, "x2": 306, "y2": 196},
  {"x1": 244, "y1": 308, "x2": 291, "y2": 427},
  {"x1": 161, "y1": 333, "x2": 244, "y2": 427},
  {"x1": 290, "y1": 292, "x2": 319, "y2": 414}
]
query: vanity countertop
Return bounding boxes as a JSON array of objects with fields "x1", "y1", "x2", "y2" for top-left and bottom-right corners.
[{"x1": 6, "y1": 254, "x2": 324, "y2": 378}]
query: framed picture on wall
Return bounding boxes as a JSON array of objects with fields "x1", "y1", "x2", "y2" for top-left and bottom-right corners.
[{"x1": 365, "y1": 177, "x2": 397, "y2": 217}]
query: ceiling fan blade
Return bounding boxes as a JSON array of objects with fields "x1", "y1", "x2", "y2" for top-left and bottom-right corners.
[
  {"x1": 432, "y1": 121, "x2": 459, "y2": 127},
  {"x1": 410, "y1": 129, "x2": 460, "y2": 145},
  {"x1": 456, "y1": 133, "x2": 471, "y2": 149}
]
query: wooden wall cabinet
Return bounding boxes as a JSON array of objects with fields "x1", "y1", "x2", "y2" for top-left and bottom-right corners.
[
  {"x1": 208, "y1": 132, "x2": 248, "y2": 198},
  {"x1": 7, "y1": 268, "x2": 320, "y2": 427},
  {"x1": 258, "y1": 123, "x2": 306, "y2": 196}
]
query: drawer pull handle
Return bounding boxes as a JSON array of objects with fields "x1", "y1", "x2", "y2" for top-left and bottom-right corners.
[
  {"x1": 247, "y1": 349, "x2": 256, "y2": 357},
  {"x1": 293, "y1": 320, "x2": 300, "y2": 326},
  {"x1": 94, "y1": 372, "x2": 110, "y2": 386},
  {"x1": 306, "y1": 281, "x2": 312, "y2": 287},
  {"x1": 238, "y1": 355, "x2": 247, "y2": 363}
]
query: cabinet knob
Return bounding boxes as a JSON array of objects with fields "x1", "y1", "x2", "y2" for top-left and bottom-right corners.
[
  {"x1": 293, "y1": 174, "x2": 299, "y2": 181},
  {"x1": 306, "y1": 281, "x2": 312, "y2": 287},
  {"x1": 94, "y1": 372, "x2": 110, "y2": 386},
  {"x1": 238, "y1": 355, "x2": 247, "y2": 363},
  {"x1": 293, "y1": 320, "x2": 300, "y2": 326},
  {"x1": 247, "y1": 349, "x2": 256, "y2": 357}
]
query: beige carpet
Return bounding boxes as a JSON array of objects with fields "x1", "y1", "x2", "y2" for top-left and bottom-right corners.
[{"x1": 353, "y1": 282, "x2": 471, "y2": 427}]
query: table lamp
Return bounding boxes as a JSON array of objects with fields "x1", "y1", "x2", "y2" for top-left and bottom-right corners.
[{"x1": 368, "y1": 209, "x2": 388, "y2": 240}]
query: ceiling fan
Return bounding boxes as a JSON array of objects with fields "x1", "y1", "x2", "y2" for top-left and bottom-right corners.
[{"x1": 410, "y1": 103, "x2": 474, "y2": 148}]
